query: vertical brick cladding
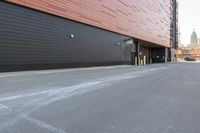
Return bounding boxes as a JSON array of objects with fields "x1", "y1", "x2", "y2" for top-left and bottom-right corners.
[{"x1": 6, "y1": 0, "x2": 172, "y2": 47}]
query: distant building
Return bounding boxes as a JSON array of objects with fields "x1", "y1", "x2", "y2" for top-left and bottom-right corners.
[
  {"x1": 178, "y1": 26, "x2": 181, "y2": 46},
  {"x1": 190, "y1": 30, "x2": 198, "y2": 45},
  {"x1": 198, "y1": 39, "x2": 200, "y2": 44}
]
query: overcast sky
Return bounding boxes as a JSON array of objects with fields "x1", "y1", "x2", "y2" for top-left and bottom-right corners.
[{"x1": 179, "y1": 0, "x2": 200, "y2": 45}]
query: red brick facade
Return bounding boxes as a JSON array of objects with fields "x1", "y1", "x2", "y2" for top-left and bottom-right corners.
[{"x1": 7, "y1": 0, "x2": 172, "y2": 47}]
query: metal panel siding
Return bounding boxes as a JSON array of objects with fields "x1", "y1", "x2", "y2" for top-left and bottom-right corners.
[
  {"x1": 6, "y1": 0, "x2": 172, "y2": 47},
  {"x1": 0, "y1": 2, "x2": 130, "y2": 66}
]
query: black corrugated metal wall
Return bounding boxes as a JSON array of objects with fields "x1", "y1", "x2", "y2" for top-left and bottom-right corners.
[{"x1": 0, "y1": 2, "x2": 131, "y2": 71}]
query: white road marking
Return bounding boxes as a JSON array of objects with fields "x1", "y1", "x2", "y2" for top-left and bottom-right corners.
[
  {"x1": 0, "y1": 82, "x2": 111, "y2": 130},
  {"x1": 0, "y1": 67, "x2": 168, "y2": 103},
  {"x1": 0, "y1": 81, "x2": 107, "y2": 102},
  {"x1": 0, "y1": 103, "x2": 67, "y2": 133},
  {"x1": 0, "y1": 104, "x2": 10, "y2": 110},
  {"x1": 0, "y1": 66, "x2": 169, "y2": 131},
  {"x1": 23, "y1": 116, "x2": 67, "y2": 133}
]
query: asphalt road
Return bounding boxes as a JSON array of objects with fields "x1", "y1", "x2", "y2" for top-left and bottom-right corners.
[{"x1": 0, "y1": 63, "x2": 200, "y2": 133}]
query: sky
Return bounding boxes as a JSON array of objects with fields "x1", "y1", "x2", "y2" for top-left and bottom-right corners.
[{"x1": 179, "y1": 0, "x2": 200, "y2": 45}]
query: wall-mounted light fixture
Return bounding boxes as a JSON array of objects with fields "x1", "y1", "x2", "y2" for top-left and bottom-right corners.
[
  {"x1": 116, "y1": 38, "x2": 133, "y2": 46},
  {"x1": 70, "y1": 34, "x2": 74, "y2": 38},
  {"x1": 116, "y1": 42, "x2": 120, "y2": 46}
]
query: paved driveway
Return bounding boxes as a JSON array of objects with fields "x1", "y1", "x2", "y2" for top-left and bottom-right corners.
[{"x1": 0, "y1": 63, "x2": 200, "y2": 133}]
